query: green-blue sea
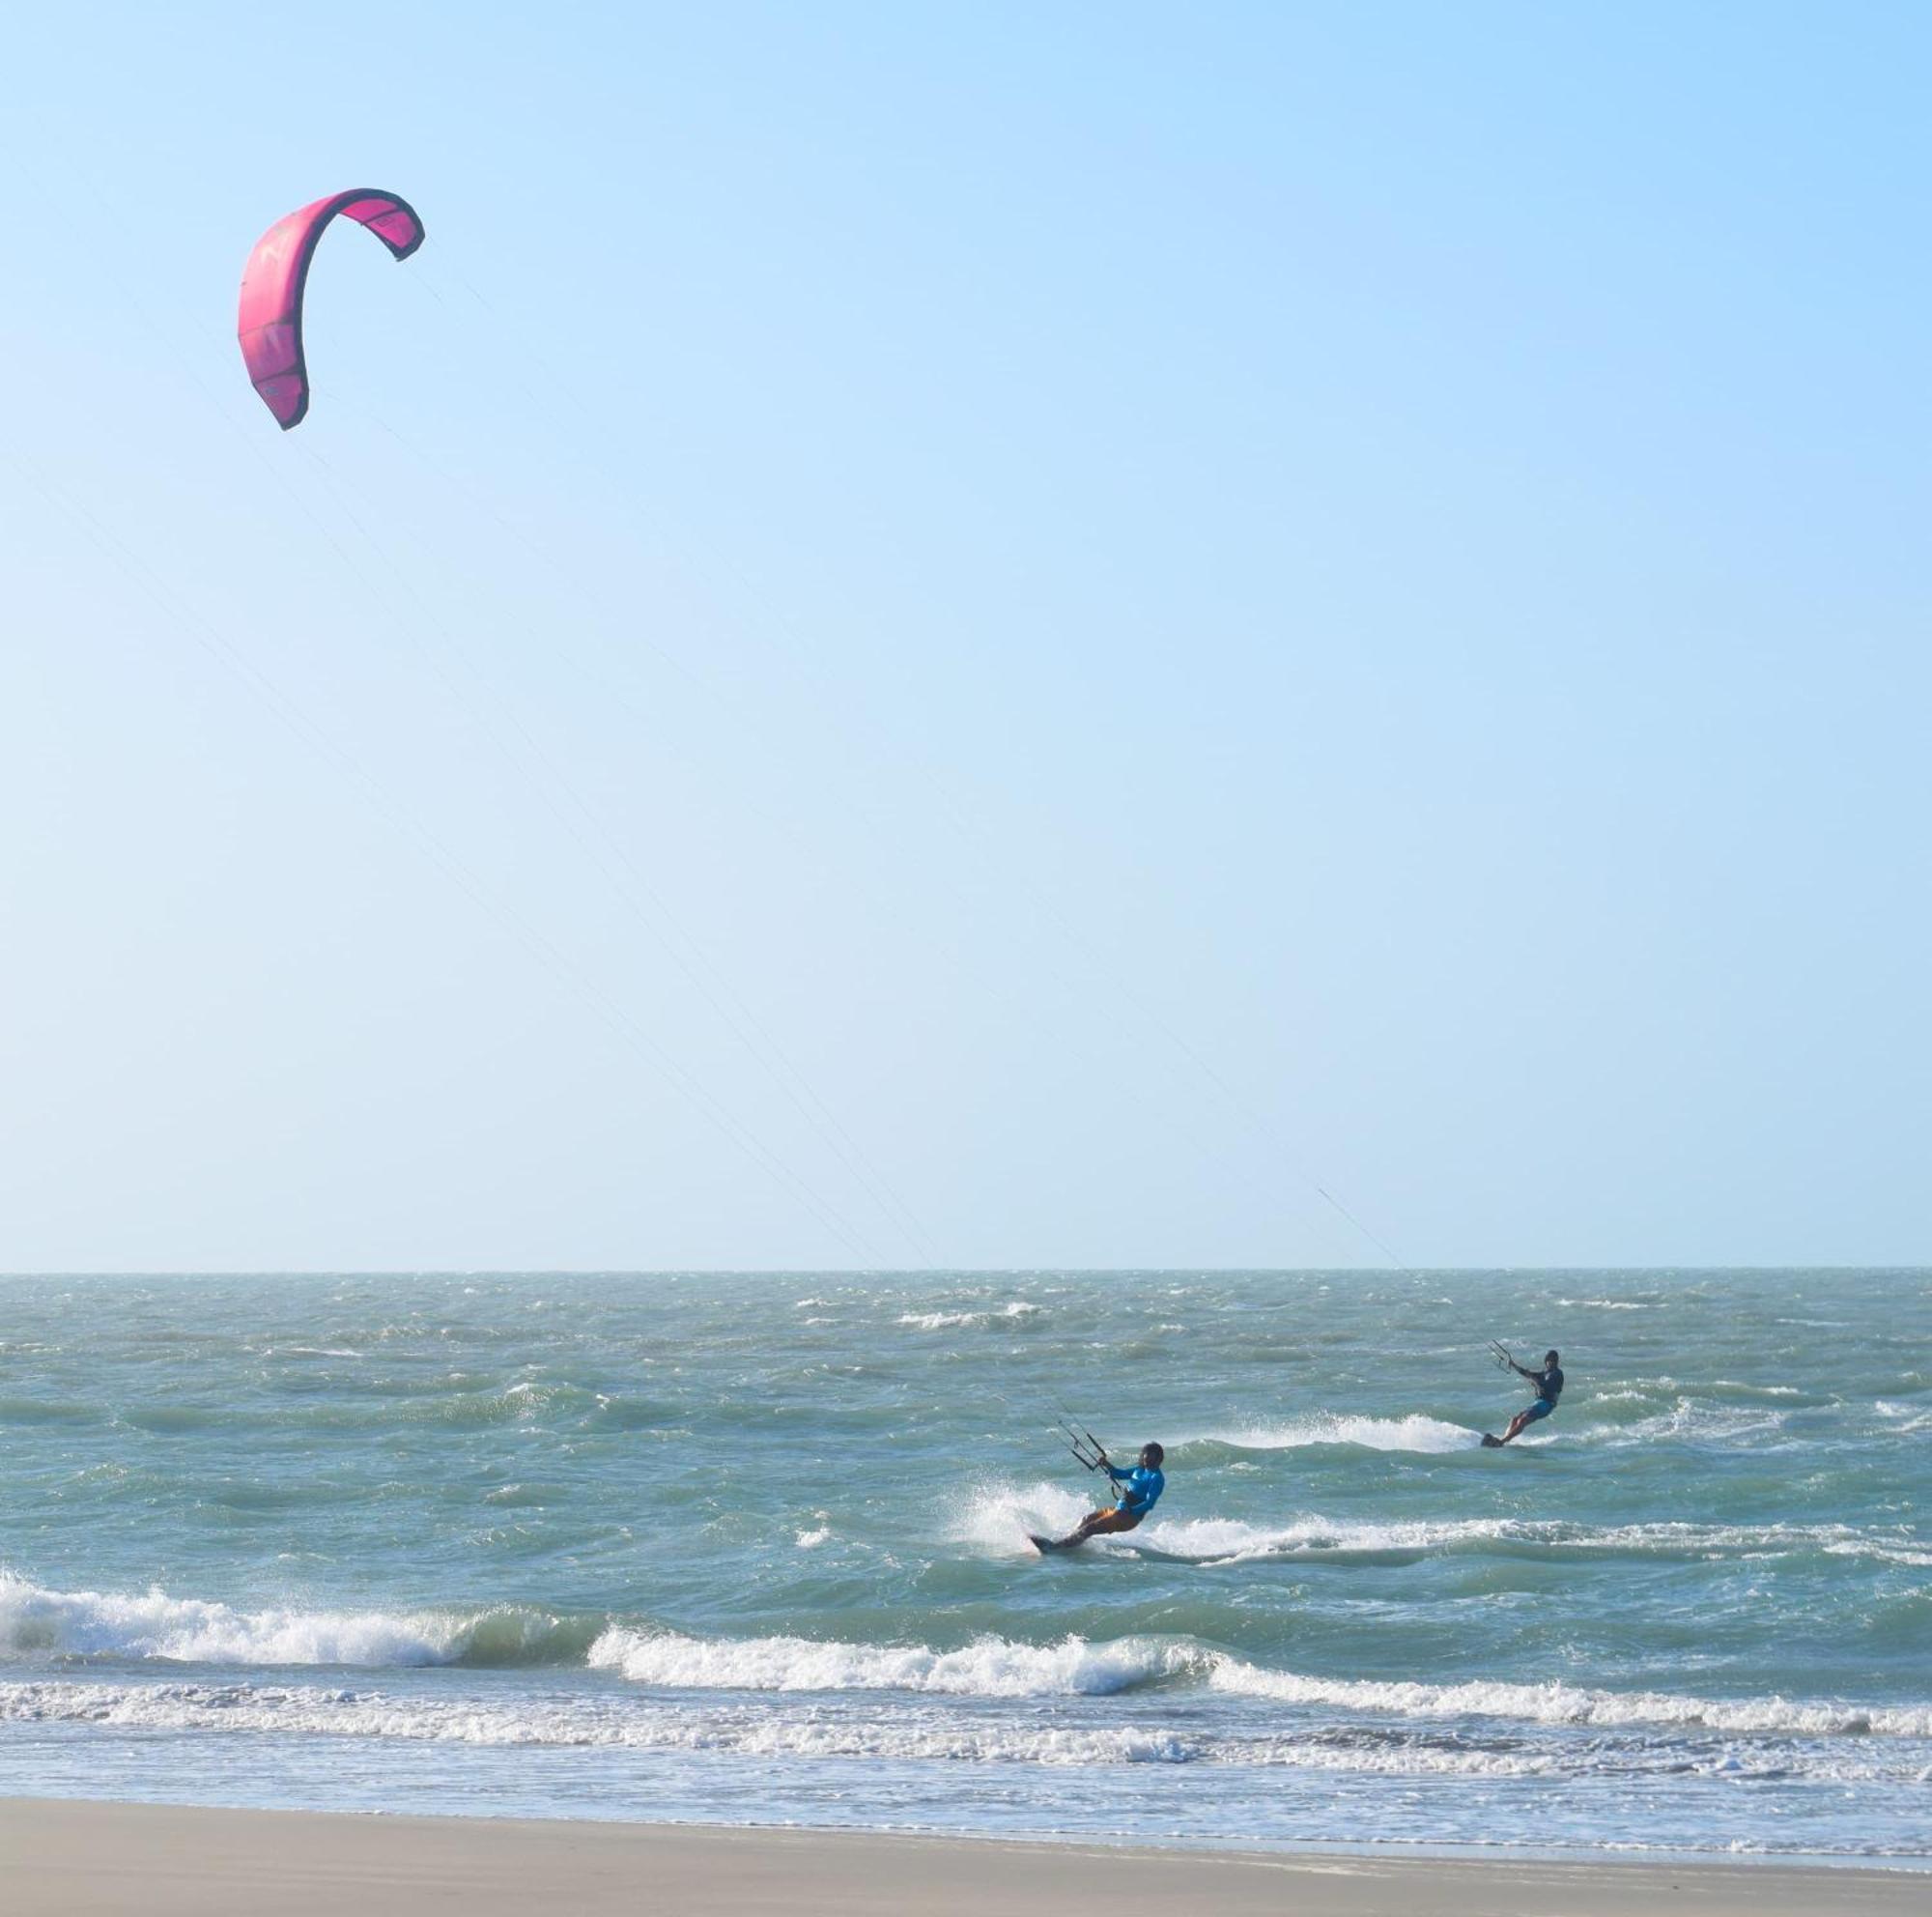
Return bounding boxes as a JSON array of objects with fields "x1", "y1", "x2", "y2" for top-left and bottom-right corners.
[{"x1": 2, "y1": 1270, "x2": 1926, "y2": 1866}]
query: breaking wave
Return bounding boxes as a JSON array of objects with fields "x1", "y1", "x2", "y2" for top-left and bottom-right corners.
[
  {"x1": 1205, "y1": 1661, "x2": 1932, "y2": 1738},
  {"x1": 5, "y1": 1568, "x2": 1928, "y2": 1751},
  {"x1": 1181, "y1": 1414, "x2": 1480, "y2": 1456},
  {"x1": 896, "y1": 1302, "x2": 1041, "y2": 1331},
  {"x1": 588, "y1": 1625, "x2": 1190, "y2": 1697},
  {"x1": 0, "y1": 1573, "x2": 595, "y2": 1670}
]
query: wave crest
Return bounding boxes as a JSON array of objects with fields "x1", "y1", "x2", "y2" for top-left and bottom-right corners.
[
  {"x1": 1207, "y1": 1659, "x2": 1932, "y2": 1737},
  {"x1": 588, "y1": 1625, "x2": 1191, "y2": 1697},
  {"x1": 9, "y1": 1573, "x2": 1925, "y2": 1740},
  {"x1": 0, "y1": 1572, "x2": 589, "y2": 1670},
  {"x1": 896, "y1": 1302, "x2": 1041, "y2": 1331},
  {"x1": 1183, "y1": 1414, "x2": 1480, "y2": 1457}
]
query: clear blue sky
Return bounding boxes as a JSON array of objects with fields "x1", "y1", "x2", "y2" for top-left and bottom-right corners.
[{"x1": 3, "y1": 3, "x2": 1926, "y2": 1271}]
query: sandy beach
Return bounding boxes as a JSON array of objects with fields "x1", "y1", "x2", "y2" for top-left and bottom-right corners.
[{"x1": 2, "y1": 1800, "x2": 1918, "y2": 1917}]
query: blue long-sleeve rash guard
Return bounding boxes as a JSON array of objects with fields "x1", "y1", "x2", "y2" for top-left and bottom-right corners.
[{"x1": 1107, "y1": 1463, "x2": 1165, "y2": 1516}]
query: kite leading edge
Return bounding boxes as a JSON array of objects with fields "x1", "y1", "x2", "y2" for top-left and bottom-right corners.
[{"x1": 237, "y1": 188, "x2": 425, "y2": 429}]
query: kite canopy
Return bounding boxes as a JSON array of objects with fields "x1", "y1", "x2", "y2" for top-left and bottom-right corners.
[{"x1": 237, "y1": 189, "x2": 425, "y2": 429}]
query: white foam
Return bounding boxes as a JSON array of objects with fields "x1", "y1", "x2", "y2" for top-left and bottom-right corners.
[
  {"x1": 0, "y1": 1677, "x2": 1193, "y2": 1764},
  {"x1": 574, "y1": 1620, "x2": 1932, "y2": 1739},
  {"x1": 1127, "y1": 1513, "x2": 1509, "y2": 1563},
  {"x1": 4, "y1": 1671, "x2": 1925, "y2": 1770},
  {"x1": 1569, "y1": 1399, "x2": 1789, "y2": 1449},
  {"x1": 1875, "y1": 1401, "x2": 1932, "y2": 1432},
  {"x1": 952, "y1": 1480, "x2": 1094, "y2": 1557},
  {"x1": 1558, "y1": 1519, "x2": 1931, "y2": 1565},
  {"x1": 0, "y1": 1572, "x2": 513, "y2": 1669},
  {"x1": 1825, "y1": 1539, "x2": 1932, "y2": 1568},
  {"x1": 1205, "y1": 1658, "x2": 1932, "y2": 1737},
  {"x1": 952, "y1": 1486, "x2": 1925, "y2": 1569},
  {"x1": 1208, "y1": 1414, "x2": 1479, "y2": 1455},
  {"x1": 896, "y1": 1302, "x2": 1040, "y2": 1331},
  {"x1": 587, "y1": 1625, "x2": 1188, "y2": 1697},
  {"x1": 0, "y1": 1678, "x2": 1718, "y2": 1777},
  {"x1": 13, "y1": 1567, "x2": 1925, "y2": 1745},
  {"x1": 1114, "y1": 1513, "x2": 1918, "y2": 1565}
]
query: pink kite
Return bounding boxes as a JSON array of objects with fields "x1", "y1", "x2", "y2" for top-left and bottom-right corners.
[{"x1": 237, "y1": 188, "x2": 425, "y2": 429}]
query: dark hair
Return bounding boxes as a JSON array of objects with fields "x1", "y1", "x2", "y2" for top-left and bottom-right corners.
[
  {"x1": 1545, "y1": 1350, "x2": 1560, "y2": 1366},
  {"x1": 1142, "y1": 1442, "x2": 1165, "y2": 1467}
]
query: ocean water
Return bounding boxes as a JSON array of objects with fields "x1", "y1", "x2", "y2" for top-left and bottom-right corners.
[{"x1": 0, "y1": 1269, "x2": 1926, "y2": 1867}]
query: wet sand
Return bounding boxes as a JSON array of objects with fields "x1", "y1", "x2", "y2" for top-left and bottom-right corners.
[{"x1": 2, "y1": 1799, "x2": 1919, "y2": 1916}]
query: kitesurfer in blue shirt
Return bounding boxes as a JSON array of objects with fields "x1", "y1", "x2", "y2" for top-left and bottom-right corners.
[
  {"x1": 1043, "y1": 1443, "x2": 1166, "y2": 1549},
  {"x1": 1487, "y1": 1350, "x2": 1564, "y2": 1446}
]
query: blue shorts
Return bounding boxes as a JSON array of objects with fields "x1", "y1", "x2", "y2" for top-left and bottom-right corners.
[{"x1": 1520, "y1": 1398, "x2": 1555, "y2": 1424}]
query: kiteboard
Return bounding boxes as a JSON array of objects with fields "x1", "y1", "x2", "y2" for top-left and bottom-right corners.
[
  {"x1": 1028, "y1": 1531, "x2": 1074, "y2": 1553},
  {"x1": 1480, "y1": 1433, "x2": 1505, "y2": 1447}
]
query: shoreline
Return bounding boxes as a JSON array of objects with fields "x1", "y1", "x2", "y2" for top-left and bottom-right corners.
[
  {"x1": 3, "y1": 1799, "x2": 1922, "y2": 1916},
  {"x1": 4, "y1": 1790, "x2": 1924, "y2": 1878}
]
